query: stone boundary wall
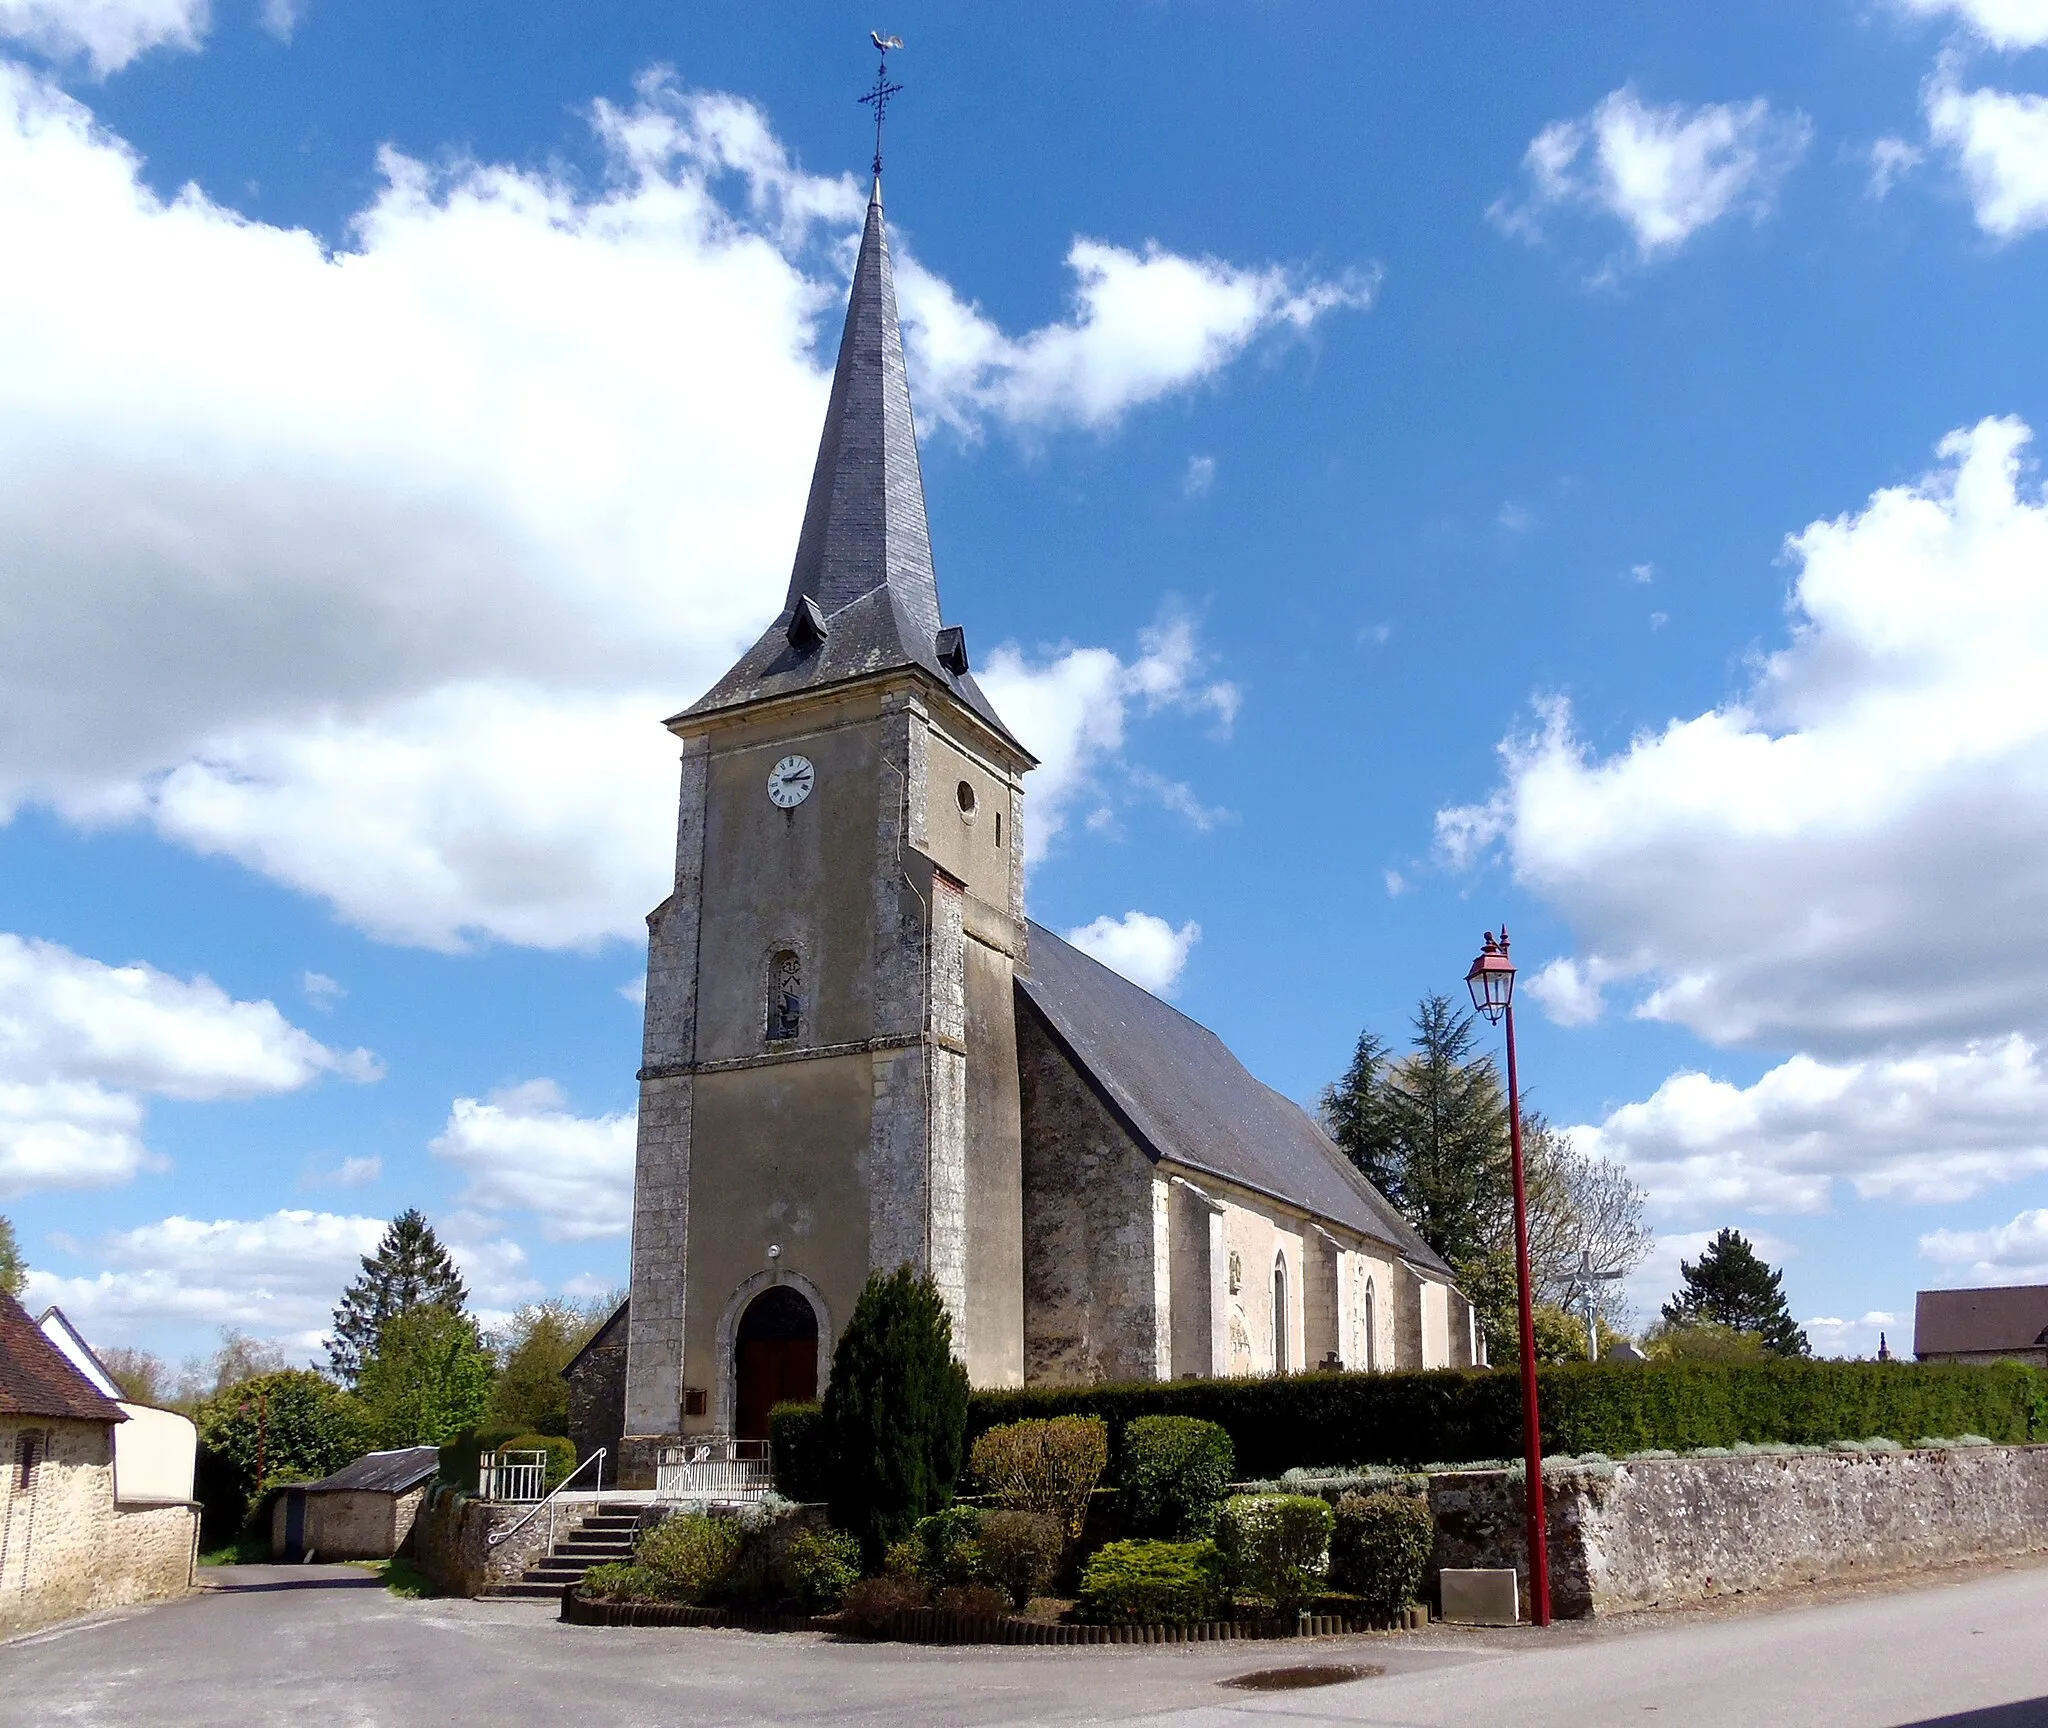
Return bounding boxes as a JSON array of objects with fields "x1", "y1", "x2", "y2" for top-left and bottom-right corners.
[
  {"x1": 1430, "y1": 1444, "x2": 2048, "y2": 1618},
  {"x1": 410, "y1": 1489, "x2": 566, "y2": 1597}
]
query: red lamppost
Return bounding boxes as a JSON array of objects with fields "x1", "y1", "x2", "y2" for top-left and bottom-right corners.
[{"x1": 1466, "y1": 927, "x2": 1551, "y2": 1628}]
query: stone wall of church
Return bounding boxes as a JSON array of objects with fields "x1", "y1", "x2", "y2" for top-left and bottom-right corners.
[{"x1": 1017, "y1": 1007, "x2": 1165, "y2": 1385}]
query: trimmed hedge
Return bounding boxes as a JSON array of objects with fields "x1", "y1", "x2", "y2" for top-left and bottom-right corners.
[{"x1": 770, "y1": 1359, "x2": 2043, "y2": 1492}]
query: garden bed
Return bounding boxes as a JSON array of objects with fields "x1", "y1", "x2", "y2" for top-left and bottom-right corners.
[{"x1": 561, "y1": 1587, "x2": 1428, "y2": 1643}]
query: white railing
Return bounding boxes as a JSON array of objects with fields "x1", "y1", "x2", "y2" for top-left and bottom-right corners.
[
  {"x1": 487, "y1": 1447, "x2": 608, "y2": 1550},
  {"x1": 656, "y1": 1438, "x2": 772, "y2": 1503},
  {"x1": 478, "y1": 1448, "x2": 548, "y2": 1504}
]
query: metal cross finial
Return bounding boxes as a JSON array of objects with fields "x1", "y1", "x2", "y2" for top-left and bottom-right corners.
[{"x1": 861, "y1": 32, "x2": 904, "y2": 179}]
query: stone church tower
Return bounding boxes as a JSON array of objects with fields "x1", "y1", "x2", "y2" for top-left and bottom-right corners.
[{"x1": 621, "y1": 179, "x2": 1036, "y2": 1475}]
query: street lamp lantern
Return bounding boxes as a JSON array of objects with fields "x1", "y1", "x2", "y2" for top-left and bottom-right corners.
[
  {"x1": 1465, "y1": 924, "x2": 1551, "y2": 1629},
  {"x1": 1465, "y1": 928, "x2": 1516, "y2": 1023}
]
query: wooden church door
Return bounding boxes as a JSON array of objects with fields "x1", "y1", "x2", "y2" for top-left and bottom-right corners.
[{"x1": 734, "y1": 1286, "x2": 819, "y2": 1439}]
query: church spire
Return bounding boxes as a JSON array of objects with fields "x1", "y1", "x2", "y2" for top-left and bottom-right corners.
[{"x1": 781, "y1": 179, "x2": 941, "y2": 647}]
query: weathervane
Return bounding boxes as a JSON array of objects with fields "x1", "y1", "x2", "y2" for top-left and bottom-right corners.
[{"x1": 861, "y1": 31, "x2": 904, "y2": 179}]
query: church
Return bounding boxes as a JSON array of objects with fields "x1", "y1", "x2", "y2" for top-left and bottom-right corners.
[{"x1": 594, "y1": 171, "x2": 1477, "y2": 1485}]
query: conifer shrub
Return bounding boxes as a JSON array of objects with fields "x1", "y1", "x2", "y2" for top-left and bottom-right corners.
[
  {"x1": 784, "y1": 1527, "x2": 862, "y2": 1613},
  {"x1": 637, "y1": 1512, "x2": 742, "y2": 1603},
  {"x1": 769, "y1": 1399, "x2": 829, "y2": 1501},
  {"x1": 1329, "y1": 1490, "x2": 1434, "y2": 1619},
  {"x1": 976, "y1": 1511, "x2": 1063, "y2": 1607},
  {"x1": 821, "y1": 1267, "x2": 970, "y2": 1567},
  {"x1": 1217, "y1": 1494, "x2": 1334, "y2": 1614},
  {"x1": 969, "y1": 1414, "x2": 1108, "y2": 1541},
  {"x1": 1077, "y1": 1539, "x2": 1227, "y2": 1624},
  {"x1": 1118, "y1": 1415, "x2": 1234, "y2": 1539}
]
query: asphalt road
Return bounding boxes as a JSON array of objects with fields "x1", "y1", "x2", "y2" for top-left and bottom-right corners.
[{"x1": 3, "y1": 1562, "x2": 2045, "y2": 1728}]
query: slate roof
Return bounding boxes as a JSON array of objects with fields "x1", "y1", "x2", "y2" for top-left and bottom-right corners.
[
  {"x1": 679, "y1": 181, "x2": 1029, "y2": 760},
  {"x1": 302, "y1": 1446, "x2": 441, "y2": 1496},
  {"x1": 1914, "y1": 1284, "x2": 2048, "y2": 1357},
  {"x1": 1017, "y1": 923, "x2": 1451, "y2": 1276},
  {"x1": 0, "y1": 1289, "x2": 126, "y2": 1424}
]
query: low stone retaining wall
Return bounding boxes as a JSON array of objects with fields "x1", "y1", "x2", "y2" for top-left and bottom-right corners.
[
  {"x1": 410, "y1": 1488, "x2": 558, "y2": 1597},
  {"x1": 1430, "y1": 1443, "x2": 2048, "y2": 1617},
  {"x1": 561, "y1": 1592, "x2": 1428, "y2": 1643}
]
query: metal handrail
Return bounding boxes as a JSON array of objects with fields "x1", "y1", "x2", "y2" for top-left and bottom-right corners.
[{"x1": 486, "y1": 1447, "x2": 607, "y2": 1548}]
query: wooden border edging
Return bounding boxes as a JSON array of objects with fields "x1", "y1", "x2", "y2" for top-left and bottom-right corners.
[{"x1": 561, "y1": 1591, "x2": 1428, "y2": 1642}]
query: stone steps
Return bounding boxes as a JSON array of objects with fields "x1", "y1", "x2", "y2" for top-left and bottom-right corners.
[{"x1": 480, "y1": 1513, "x2": 645, "y2": 1603}]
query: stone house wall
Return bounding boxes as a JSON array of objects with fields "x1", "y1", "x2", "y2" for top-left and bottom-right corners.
[
  {"x1": 275, "y1": 1484, "x2": 430, "y2": 1561},
  {"x1": 1430, "y1": 1444, "x2": 2048, "y2": 1618},
  {"x1": 0, "y1": 1416, "x2": 197, "y2": 1635},
  {"x1": 410, "y1": 1487, "x2": 574, "y2": 1597}
]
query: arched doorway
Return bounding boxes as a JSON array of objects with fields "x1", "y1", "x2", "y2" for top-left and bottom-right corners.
[{"x1": 734, "y1": 1285, "x2": 819, "y2": 1440}]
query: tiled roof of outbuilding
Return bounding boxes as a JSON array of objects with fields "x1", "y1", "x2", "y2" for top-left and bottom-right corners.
[
  {"x1": 0, "y1": 1289, "x2": 126, "y2": 1423},
  {"x1": 1017, "y1": 924, "x2": 1451, "y2": 1277},
  {"x1": 302, "y1": 1446, "x2": 440, "y2": 1495},
  {"x1": 1914, "y1": 1284, "x2": 2048, "y2": 1357},
  {"x1": 678, "y1": 182, "x2": 1028, "y2": 761}
]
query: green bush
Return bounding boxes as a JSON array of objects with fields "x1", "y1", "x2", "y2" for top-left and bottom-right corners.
[
  {"x1": 822, "y1": 1268, "x2": 970, "y2": 1567},
  {"x1": 1329, "y1": 1490, "x2": 1433, "y2": 1620},
  {"x1": 784, "y1": 1527, "x2": 861, "y2": 1614},
  {"x1": 637, "y1": 1512, "x2": 742, "y2": 1603},
  {"x1": 501, "y1": 1432, "x2": 578, "y2": 1492},
  {"x1": 976, "y1": 1510, "x2": 1062, "y2": 1608},
  {"x1": 770, "y1": 1401, "x2": 828, "y2": 1502},
  {"x1": 1077, "y1": 1539, "x2": 1227, "y2": 1624},
  {"x1": 1217, "y1": 1494, "x2": 1333, "y2": 1614},
  {"x1": 193, "y1": 1369, "x2": 371, "y2": 1545},
  {"x1": 1118, "y1": 1415, "x2": 1234, "y2": 1539},
  {"x1": 437, "y1": 1424, "x2": 526, "y2": 1494},
  {"x1": 966, "y1": 1358, "x2": 2046, "y2": 1475},
  {"x1": 912, "y1": 1505, "x2": 984, "y2": 1587},
  {"x1": 836, "y1": 1573, "x2": 928, "y2": 1636},
  {"x1": 969, "y1": 1415, "x2": 1108, "y2": 1541},
  {"x1": 579, "y1": 1562, "x2": 660, "y2": 1602}
]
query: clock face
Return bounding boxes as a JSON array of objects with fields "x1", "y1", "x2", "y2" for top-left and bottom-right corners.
[{"x1": 767, "y1": 755, "x2": 815, "y2": 809}]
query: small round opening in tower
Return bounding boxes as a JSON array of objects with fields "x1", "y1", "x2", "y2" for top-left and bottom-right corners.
[{"x1": 956, "y1": 780, "x2": 977, "y2": 817}]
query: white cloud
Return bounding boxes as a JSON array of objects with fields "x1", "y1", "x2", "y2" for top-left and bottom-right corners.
[
  {"x1": 1441, "y1": 418, "x2": 2048, "y2": 1058},
  {"x1": 303, "y1": 1153, "x2": 379, "y2": 1188},
  {"x1": 1569, "y1": 1036, "x2": 2048, "y2": 1216},
  {"x1": 1383, "y1": 869, "x2": 1408, "y2": 898},
  {"x1": 979, "y1": 614, "x2": 1239, "y2": 856},
  {"x1": 0, "y1": 66, "x2": 1329, "y2": 954},
  {"x1": 431, "y1": 1079, "x2": 636, "y2": 1242},
  {"x1": 1803, "y1": 1311, "x2": 1900, "y2": 1359},
  {"x1": 24, "y1": 1206, "x2": 539, "y2": 1354},
  {"x1": 897, "y1": 245, "x2": 1373, "y2": 435},
  {"x1": 1926, "y1": 65, "x2": 2048, "y2": 237},
  {"x1": 1868, "y1": 136, "x2": 1926, "y2": 199},
  {"x1": 1920, "y1": 1206, "x2": 2048, "y2": 1281},
  {"x1": 1063, "y1": 911, "x2": 1201, "y2": 997},
  {"x1": 0, "y1": 933, "x2": 376, "y2": 1197},
  {"x1": 618, "y1": 976, "x2": 647, "y2": 1007},
  {"x1": 1900, "y1": 0, "x2": 2048, "y2": 51},
  {"x1": 1183, "y1": 455, "x2": 1216, "y2": 497},
  {"x1": 1492, "y1": 85, "x2": 1810, "y2": 260},
  {"x1": 258, "y1": 0, "x2": 296, "y2": 43},
  {"x1": 301, "y1": 971, "x2": 343, "y2": 1010},
  {"x1": 0, "y1": 0, "x2": 206, "y2": 75}
]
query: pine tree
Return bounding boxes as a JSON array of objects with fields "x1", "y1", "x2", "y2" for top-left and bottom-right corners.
[
  {"x1": 0, "y1": 1214, "x2": 24, "y2": 1298},
  {"x1": 1661, "y1": 1228, "x2": 1809, "y2": 1358},
  {"x1": 822, "y1": 1265, "x2": 969, "y2": 1567},
  {"x1": 325, "y1": 1209, "x2": 468, "y2": 1384}
]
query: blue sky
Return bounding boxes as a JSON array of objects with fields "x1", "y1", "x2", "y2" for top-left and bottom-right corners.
[{"x1": 4, "y1": 0, "x2": 2048, "y2": 1366}]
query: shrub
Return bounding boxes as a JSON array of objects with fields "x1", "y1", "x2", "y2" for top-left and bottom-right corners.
[
  {"x1": 784, "y1": 1527, "x2": 861, "y2": 1614},
  {"x1": 913, "y1": 1505, "x2": 984, "y2": 1587},
  {"x1": 1329, "y1": 1491, "x2": 1433, "y2": 1620},
  {"x1": 964, "y1": 1357, "x2": 2046, "y2": 1476},
  {"x1": 501, "y1": 1432, "x2": 578, "y2": 1492},
  {"x1": 1217, "y1": 1494, "x2": 1333, "y2": 1614},
  {"x1": 193, "y1": 1369, "x2": 371, "y2": 1544},
  {"x1": 1119, "y1": 1415, "x2": 1234, "y2": 1539},
  {"x1": 822, "y1": 1267, "x2": 970, "y2": 1567},
  {"x1": 976, "y1": 1510, "x2": 1062, "y2": 1608},
  {"x1": 935, "y1": 1582, "x2": 1011, "y2": 1617},
  {"x1": 1077, "y1": 1539, "x2": 1227, "y2": 1624},
  {"x1": 970, "y1": 1415, "x2": 1108, "y2": 1540},
  {"x1": 579, "y1": 1562, "x2": 660, "y2": 1602},
  {"x1": 637, "y1": 1512, "x2": 742, "y2": 1603},
  {"x1": 836, "y1": 1573, "x2": 928, "y2": 1637},
  {"x1": 770, "y1": 1401, "x2": 828, "y2": 1502}
]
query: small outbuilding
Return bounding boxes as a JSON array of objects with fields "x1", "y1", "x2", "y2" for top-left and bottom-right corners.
[
  {"x1": 0, "y1": 1292, "x2": 199, "y2": 1634},
  {"x1": 272, "y1": 1447, "x2": 440, "y2": 1562},
  {"x1": 1914, "y1": 1284, "x2": 2048, "y2": 1366}
]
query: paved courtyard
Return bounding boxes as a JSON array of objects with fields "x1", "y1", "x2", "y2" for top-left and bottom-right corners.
[{"x1": 3, "y1": 1561, "x2": 2045, "y2": 1727}]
